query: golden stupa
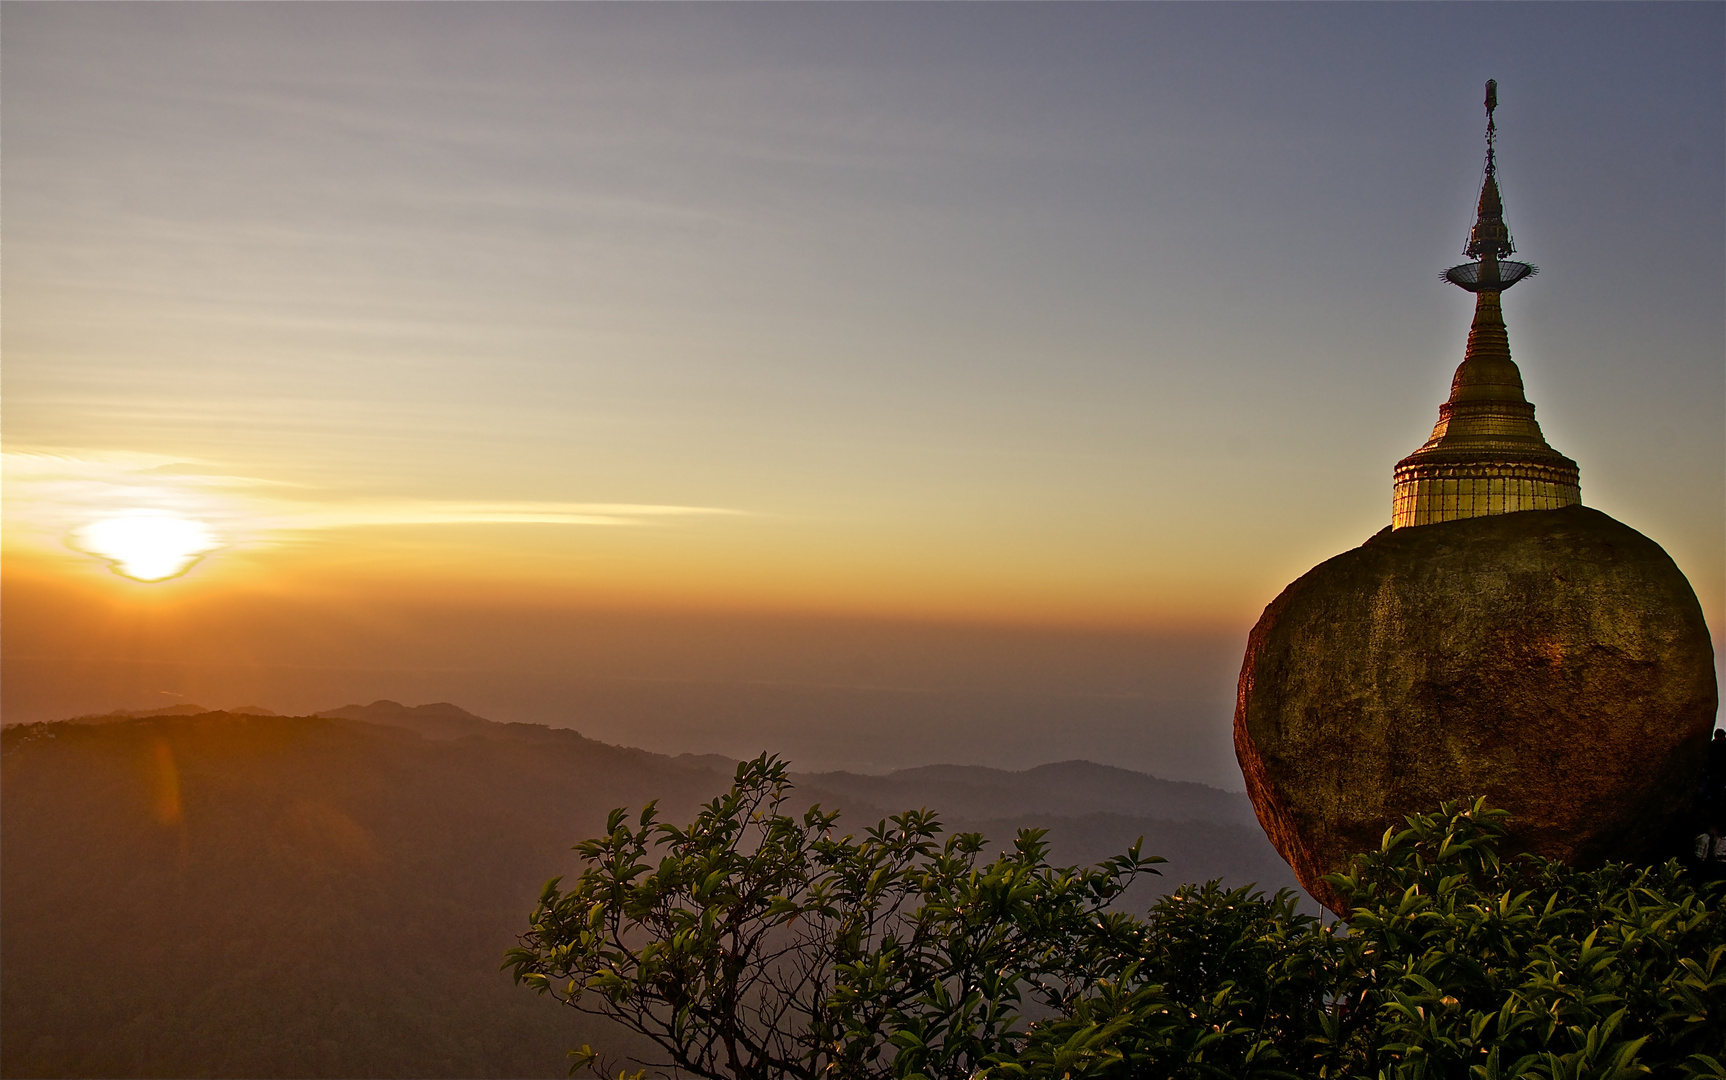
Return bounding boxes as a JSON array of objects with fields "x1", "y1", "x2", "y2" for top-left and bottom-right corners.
[{"x1": 1391, "y1": 81, "x2": 1580, "y2": 529}]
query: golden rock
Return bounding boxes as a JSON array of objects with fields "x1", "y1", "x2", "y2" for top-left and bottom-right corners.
[{"x1": 1235, "y1": 507, "x2": 1716, "y2": 914}]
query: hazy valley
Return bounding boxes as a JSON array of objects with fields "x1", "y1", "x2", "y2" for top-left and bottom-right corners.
[{"x1": 2, "y1": 702, "x2": 1298, "y2": 1079}]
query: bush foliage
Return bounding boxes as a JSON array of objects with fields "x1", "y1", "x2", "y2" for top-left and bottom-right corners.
[{"x1": 509, "y1": 755, "x2": 1726, "y2": 1080}]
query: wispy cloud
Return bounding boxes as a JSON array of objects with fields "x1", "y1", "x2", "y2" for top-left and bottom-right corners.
[
  {"x1": 3, "y1": 449, "x2": 742, "y2": 564},
  {"x1": 260, "y1": 501, "x2": 735, "y2": 530}
]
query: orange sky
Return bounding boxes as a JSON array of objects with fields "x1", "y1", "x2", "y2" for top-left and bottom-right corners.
[{"x1": 2, "y1": 446, "x2": 1338, "y2": 628}]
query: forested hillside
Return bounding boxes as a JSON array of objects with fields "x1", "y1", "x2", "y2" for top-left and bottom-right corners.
[{"x1": 1, "y1": 708, "x2": 1294, "y2": 1078}]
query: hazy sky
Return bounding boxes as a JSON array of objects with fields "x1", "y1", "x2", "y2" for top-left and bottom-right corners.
[{"x1": 4, "y1": 3, "x2": 1720, "y2": 781}]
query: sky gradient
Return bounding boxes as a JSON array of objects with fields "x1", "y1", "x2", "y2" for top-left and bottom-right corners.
[{"x1": 4, "y1": 3, "x2": 1721, "y2": 783}]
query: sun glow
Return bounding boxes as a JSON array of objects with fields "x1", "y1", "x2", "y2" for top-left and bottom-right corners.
[
  {"x1": 7, "y1": 450, "x2": 749, "y2": 588},
  {"x1": 72, "y1": 511, "x2": 220, "y2": 582}
]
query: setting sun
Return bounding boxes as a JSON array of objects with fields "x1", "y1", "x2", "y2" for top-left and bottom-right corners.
[{"x1": 71, "y1": 511, "x2": 219, "y2": 582}]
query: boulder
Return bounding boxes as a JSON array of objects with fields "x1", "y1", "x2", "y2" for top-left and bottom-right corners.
[{"x1": 1235, "y1": 505, "x2": 1717, "y2": 914}]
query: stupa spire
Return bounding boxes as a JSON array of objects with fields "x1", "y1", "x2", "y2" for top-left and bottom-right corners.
[
  {"x1": 1464, "y1": 80, "x2": 1514, "y2": 264},
  {"x1": 1391, "y1": 81, "x2": 1579, "y2": 529}
]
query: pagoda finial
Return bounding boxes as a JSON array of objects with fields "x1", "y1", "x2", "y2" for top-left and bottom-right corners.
[
  {"x1": 1445, "y1": 80, "x2": 1536, "y2": 292},
  {"x1": 1483, "y1": 79, "x2": 1498, "y2": 178}
]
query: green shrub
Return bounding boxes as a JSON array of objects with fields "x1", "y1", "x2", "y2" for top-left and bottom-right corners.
[
  {"x1": 506, "y1": 754, "x2": 1162, "y2": 1080},
  {"x1": 510, "y1": 761, "x2": 1726, "y2": 1080},
  {"x1": 993, "y1": 800, "x2": 1726, "y2": 1080}
]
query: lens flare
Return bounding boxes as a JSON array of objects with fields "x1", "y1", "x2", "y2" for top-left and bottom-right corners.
[{"x1": 72, "y1": 511, "x2": 219, "y2": 581}]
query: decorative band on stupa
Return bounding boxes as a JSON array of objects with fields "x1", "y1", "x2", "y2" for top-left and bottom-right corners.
[{"x1": 1391, "y1": 81, "x2": 1579, "y2": 530}]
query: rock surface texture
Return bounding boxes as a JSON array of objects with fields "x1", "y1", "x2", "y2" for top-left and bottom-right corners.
[{"x1": 1235, "y1": 505, "x2": 1717, "y2": 914}]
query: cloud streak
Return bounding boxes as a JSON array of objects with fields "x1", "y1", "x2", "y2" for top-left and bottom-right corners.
[
  {"x1": 3, "y1": 449, "x2": 743, "y2": 567},
  {"x1": 262, "y1": 502, "x2": 740, "y2": 530}
]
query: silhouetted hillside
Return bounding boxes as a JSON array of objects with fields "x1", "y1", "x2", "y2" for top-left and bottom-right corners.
[
  {"x1": 60, "y1": 702, "x2": 282, "y2": 721},
  {"x1": 1, "y1": 713, "x2": 716, "y2": 1078},
  {"x1": 797, "y1": 760, "x2": 1260, "y2": 826},
  {"x1": 792, "y1": 763, "x2": 1294, "y2": 913},
  {"x1": 2, "y1": 707, "x2": 1296, "y2": 1078},
  {"x1": 315, "y1": 699, "x2": 503, "y2": 741}
]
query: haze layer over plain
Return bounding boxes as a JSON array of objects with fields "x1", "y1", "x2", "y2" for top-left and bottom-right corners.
[{"x1": 4, "y1": 4, "x2": 1720, "y2": 782}]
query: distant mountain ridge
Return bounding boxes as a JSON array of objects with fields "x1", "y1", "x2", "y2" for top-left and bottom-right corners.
[
  {"x1": 315, "y1": 699, "x2": 503, "y2": 741},
  {"x1": 35, "y1": 698, "x2": 1268, "y2": 830},
  {"x1": 304, "y1": 701, "x2": 1263, "y2": 827},
  {"x1": 24, "y1": 701, "x2": 1259, "y2": 829},
  {"x1": 56, "y1": 702, "x2": 282, "y2": 721},
  {"x1": 798, "y1": 760, "x2": 1259, "y2": 827}
]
